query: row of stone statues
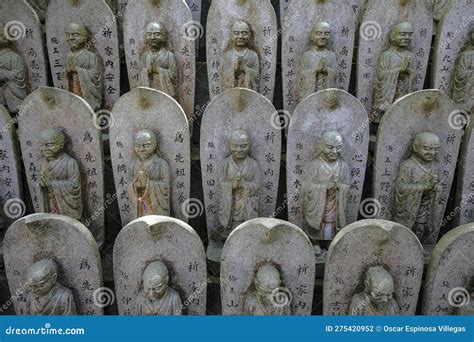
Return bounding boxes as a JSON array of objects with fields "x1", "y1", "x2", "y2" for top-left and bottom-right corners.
[
  {"x1": 1, "y1": 0, "x2": 472, "y2": 119},
  {"x1": 4, "y1": 213, "x2": 473, "y2": 316}
]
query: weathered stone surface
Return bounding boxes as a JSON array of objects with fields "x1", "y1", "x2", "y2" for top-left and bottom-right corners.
[
  {"x1": 426, "y1": 0, "x2": 452, "y2": 21},
  {"x1": 200, "y1": 88, "x2": 281, "y2": 262},
  {"x1": 206, "y1": 0, "x2": 277, "y2": 102},
  {"x1": 110, "y1": 87, "x2": 190, "y2": 226},
  {"x1": 282, "y1": 0, "x2": 356, "y2": 112},
  {"x1": 4, "y1": 213, "x2": 103, "y2": 315},
  {"x1": 221, "y1": 218, "x2": 315, "y2": 315},
  {"x1": 356, "y1": 0, "x2": 432, "y2": 118},
  {"x1": 123, "y1": 0, "x2": 195, "y2": 119},
  {"x1": 26, "y1": 0, "x2": 49, "y2": 22},
  {"x1": 455, "y1": 122, "x2": 474, "y2": 225},
  {"x1": 422, "y1": 223, "x2": 474, "y2": 315},
  {"x1": 287, "y1": 89, "x2": 369, "y2": 240},
  {"x1": 18, "y1": 87, "x2": 105, "y2": 244},
  {"x1": 0, "y1": 105, "x2": 23, "y2": 231},
  {"x1": 113, "y1": 215, "x2": 206, "y2": 315},
  {"x1": 373, "y1": 90, "x2": 464, "y2": 247},
  {"x1": 0, "y1": 0, "x2": 48, "y2": 112},
  {"x1": 323, "y1": 219, "x2": 424, "y2": 315},
  {"x1": 432, "y1": 0, "x2": 473, "y2": 113},
  {"x1": 45, "y1": 0, "x2": 120, "y2": 111}
]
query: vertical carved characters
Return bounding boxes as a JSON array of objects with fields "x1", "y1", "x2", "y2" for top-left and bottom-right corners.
[
  {"x1": 217, "y1": 130, "x2": 260, "y2": 242},
  {"x1": 139, "y1": 22, "x2": 178, "y2": 99},
  {"x1": 0, "y1": 29, "x2": 27, "y2": 113},
  {"x1": 453, "y1": 26, "x2": 474, "y2": 108},
  {"x1": 372, "y1": 22, "x2": 415, "y2": 122},
  {"x1": 394, "y1": 132, "x2": 441, "y2": 244},
  {"x1": 243, "y1": 264, "x2": 291, "y2": 316},
  {"x1": 135, "y1": 261, "x2": 182, "y2": 316},
  {"x1": 64, "y1": 23, "x2": 103, "y2": 111},
  {"x1": 25, "y1": 259, "x2": 77, "y2": 315},
  {"x1": 348, "y1": 266, "x2": 400, "y2": 315},
  {"x1": 303, "y1": 131, "x2": 350, "y2": 254},
  {"x1": 298, "y1": 22, "x2": 336, "y2": 101},
  {"x1": 221, "y1": 21, "x2": 260, "y2": 93},
  {"x1": 128, "y1": 129, "x2": 170, "y2": 220},
  {"x1": 39, "y1": 128, "x2": 83, "y2": 221}
]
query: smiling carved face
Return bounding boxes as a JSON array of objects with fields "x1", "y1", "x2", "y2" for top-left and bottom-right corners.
[{"x1": 232, "y1": 21, "x2": 251, "y2": 48}]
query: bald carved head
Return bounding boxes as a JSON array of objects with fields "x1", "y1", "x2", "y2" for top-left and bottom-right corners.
[
  {"x1": 231, "y1": 21, "x2": 251, "y2": 48},
  {"x1": 40, "y1": 128, "x2": 66, "y2": 160},
  {"x1": 134, "y1": 129, "x2": 158, "y2": 161},
  {"x1": 142, "y1": 261, "x2": 170, "y2": 300},
  {"x1": 413, "y1": 132, "x2": 440, "y2": 162},
  {"x1": 145, "y1": 22, "x2": 167, "y2": 49},
  {"x1": 65, "y1": 23, "x2": 89, "y2": 51},
  {"x1": 311, "y1": 21, "x2": 331, "y2": 48},
  {"x1": 229, "y1": 129, "x2": 251, "y2": 161},
  {"x1": 27, "y1": 259, "x2": 59, "y2": 297},
  {"x1": 320, "y1": 131, "x2": 343, "y2": 162},
  {"x1": 389, "y1": 22, "x2": 413, "y2": 49},
  {"x1": 363, "y1": 266, "x2": 395, "y2": 309}
]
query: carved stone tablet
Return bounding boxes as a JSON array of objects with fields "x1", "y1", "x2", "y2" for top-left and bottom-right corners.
[
  {"x1": 0, "y1": 105, "x2": 24, "y2": 230},
  {"x1": 110, "y1": 87, "x2": 190, "y2": 226},
  {"x1": 432, "y1": 0, "x2": 473, "y2": 113},
  {"x1": 426, "y1": 0, "x2": 452, "y2": 22},
  {"x1": 123, "y1": 0, "x2": 195, "y2": 119},
  {"x1": 0, "y1": 0, "x2": 48, "y2": 113},
  {"x1": 200, "y1": 88, "x2": 281, "y2": 262},
  {"x1": 18, "y1": 87, "x2": 105, "y2": 244},
  {"x1": 113, "y1": 216, "x2": 206, "y2": 316},
  {"x1": 373, "y1": 90, "x2": 463, "y2": 247},
  {"x1": 356, "y1": 0, "x2": 432, "y2": 120},
  {"x1": 26, "y1": 0, "x2": 49, "y2": 22},
  {"x1": 323, "y1": 219, "x2": 423, "y2": 315},
  {"x1": 45, "y1": 0, "x2": 120, "y2": 111},
  {"x1": 4, "y1": 213, "x2": 103, "y2": 315},
  {"x1": 422, "y1": 223, "x2": 474, "y2": 315},
  {"x1": 221, "y1": 218, "x2": 315, "y2": 315},
  {"x1": 287, "y1": 89, "x2": 369, "y2": 247},
  {"x1": 206, "y1": 0, "x2": 277, "y2": 102},
  {"x1": 456, "y1": 123, "x2": 474, "y2": 225},
  {"x1": 282, "y1": 0, "x2": 356, "y2": 112}
]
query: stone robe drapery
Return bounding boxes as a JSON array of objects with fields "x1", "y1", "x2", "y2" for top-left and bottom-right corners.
[
  {"x1": 298, "y1": 48, "x2": 336, "y2": 101},
  {"x1": 64, "y1": 49, "x2": 103, "y2": 111},
  {"x1": 135, "y1": 288, "x2": 182, "y2": 316},
  {"x1": 394, "y1": 156, "x2": 440, "y2": 240},
  {"x1": 453, "y1": 49, "x2": 473, "y2": 105},
  {"x1": 303, "y1": 157, "x2": 350, "y2": 241},
  {"x1": 139, "y1": 49, "x2": 178, "y2": 99},
  {"x1": 221, "y1": 48, "x2": 260, "y2": 92},
  {"x1": 243, "y1": 292, "x2": 291, "y2": 316},
  {"x1": 39, "y1": 153, "x2": 83, "y2": 221},
  {"x1": 348, "y1": 293, "x2": 399, "y2": 315},
  {"x1": 217, "y1": 156, "x2": 260, "y2": 239},
  {"x1": 372, "y1": 47, "x2": 415, "y2": 120},
  {"x1": 26, "y1": 283, "x2": 77, "y2": 315},
  {"x1": 129, "y1": 154, "x2": 170, "y2": 219},
  {"x1": 0, "y1": 48, "x2": 27, "y2": 113}
]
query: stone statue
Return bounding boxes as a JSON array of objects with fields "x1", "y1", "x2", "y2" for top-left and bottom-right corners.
[
  {"x1": 217, "y1": 130, "x2": 260, "y2": 241},
  {"x1": 128, "y1": 129, "x2": 170, "y2": 219},
  {"x1": 0, "y1": 29, "x2": 27, "y2": 113},
  {"x1": 139, "y1": 22, "x2": 179, "y2": 99},
  {"x1": 135, "y1": 261, "x2": 183, "y2": 316},
  {"x1": 39, "y1": 128, "x2": 83, "y2": 221},
  {"x1": 298, "y1": 22, "x2": 337, "y2": 101},
  {"x1": 348, "y1": 266, "x2": 400, "y2": 315},
  {"x1": 221, "y1": 21, "x2": 260, "y2": 92},
  {"x1": 64, "y1": 23, "x2": 103, "y2": 111},
  {"x1": 25, "y1": 259, "x2": 77, "y2": 315},
  {"x1": 394, "y1": 132, "x2": 441, "y2": 244},
  {"x1": 456, "y1": 278, "x2": 474, "y2": 315},
  {"x1": 303, "y1": 131, "x2": 350, "y2": 254},
  {"x1": 453, "y1": 27, "x2": 473, "y2": 107},
  {"x1": 243, "y1": 264, "x2": 291, "y2": 315},
  {"x1": 372, "y1": 22, "x2": 415, "y2": 122}
]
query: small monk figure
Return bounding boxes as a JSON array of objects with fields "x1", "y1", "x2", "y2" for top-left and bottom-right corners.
[
  {"x1": 394, "y1": 132, "x2": 441, "y2": 244},
  {"x1": 221, "y1": 21, "x2": 260, "y2": 92},
  {"x1": 243, "y1": 264, "x2": 291, "y2": 316},
  {"x1": 298, "y1": 22, "x2": 337, "y2": 101},
  {"x1": 128, "y1": 129, "x2": 170, "y2": 219},
  {"x1": 139, "y1": 22, "x2": 178, "y2": 99},
  {"x1": 39, "y1": 128, "x2": 83, "y2": 221},
  {"x1": 217, "y1": 129, "x2": 260, "y2": 241},
  {"x1": 348, "y1": 266, "x2": 400, "y2": 315},
  {"x1": 25, "y1": 259, "x2": 77, "y2": 315},
  {"x1": 372, "y1": 22, "x2": 415, "y2": 122},
  {"x1": 135, "y1": 261, "x2": 182, "y2": 316},
  {"x1": 64, "y1": 23, "x2": 103, "y2": 111},
  {"x1": 453, "y1": 26, "x2": 473, "y2": 112}
]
